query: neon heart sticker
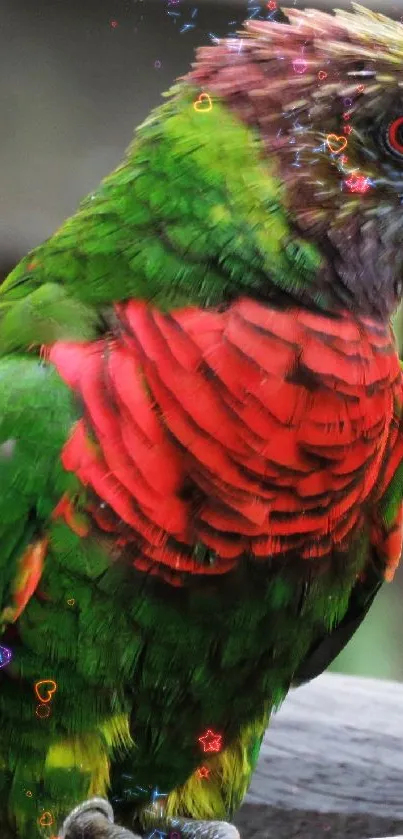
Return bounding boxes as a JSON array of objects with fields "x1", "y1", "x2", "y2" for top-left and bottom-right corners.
[
  {"x1": 326, "y1": 134, "x2": 348, "y2": 154},
  {"x1": 34, "y1": 679, "x2": 57, "y2": 704},
  {"x1": 318, "y1": 71, "x2": 327, "y2": 80},
  {"x1": 193, "y1": 93, "x2": 212, "y2": 113},
  {"x1": 38, "y1": 812, "x2": 54, "y2": 827}
]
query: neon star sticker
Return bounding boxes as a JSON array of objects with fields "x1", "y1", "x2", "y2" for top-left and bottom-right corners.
[
  {"x1": 198, "y1": 729, "x2": 222, "y2": 753},
  {"x1": 197, "y1": 766, "x2": 211, "y2": 779}
]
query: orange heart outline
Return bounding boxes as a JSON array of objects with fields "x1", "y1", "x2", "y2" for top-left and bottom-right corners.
[
  {"x1": 38, "y1": 812, "x2": 54, "y2": 827},
  {"x1": 193, "y1": 93, "x2": 213, "y2": 113},
  {"x1": 34, "y1": 679, "x2": 57, "y2": 704},
  {"x1": 326, "y1": 134, "x2": 348, "y2": 154}
]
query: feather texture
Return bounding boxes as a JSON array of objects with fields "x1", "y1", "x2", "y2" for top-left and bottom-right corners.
[{"x1": 1, "y1": 5, "x2": 403, "y2": 838}]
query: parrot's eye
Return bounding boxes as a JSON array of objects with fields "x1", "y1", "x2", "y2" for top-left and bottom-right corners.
[{"x1": 386, "y1": 116, "x2": 403, "y2": 158}]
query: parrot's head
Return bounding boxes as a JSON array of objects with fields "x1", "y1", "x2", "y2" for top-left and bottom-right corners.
[{"x1": 187, "y1": 4, "x2": 403, "y2": 319}]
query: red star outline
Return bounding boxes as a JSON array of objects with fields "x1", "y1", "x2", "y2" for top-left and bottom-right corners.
[{"x1": 198, "y1": 729, "x2": 222, "y2": 753}]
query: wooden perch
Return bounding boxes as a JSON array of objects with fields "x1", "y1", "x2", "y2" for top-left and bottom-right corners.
[{"x1": 235, "y1": 672, "x2": 403, "y2": 839}]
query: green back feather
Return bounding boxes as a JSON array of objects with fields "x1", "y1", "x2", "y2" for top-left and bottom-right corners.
[{"x1": 0, "y1": 87, "x2": 323, "y2": 354}]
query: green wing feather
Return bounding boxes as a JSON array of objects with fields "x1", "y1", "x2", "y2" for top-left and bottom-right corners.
[
  {"x1": 0, "y1": 357, "x2": 77, "y2": 618},
  {"x1": 0, "y1": 88, "x2": 322, "y2": 354},
  {"x1": 0, "y1": 358, "x2": 135, "y2": 837}
]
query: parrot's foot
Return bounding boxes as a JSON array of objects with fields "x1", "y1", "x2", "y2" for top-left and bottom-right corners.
[
  {"x1": 58, "y1": 797, "x2": 142, "y2": 839},
  {"x1": 164, "y1": 817, "x2": 240, "y2": 839},
  {"x1": 139, "y1": 797, "x2": 240, "y2": 839},
  {"x1": 57, "y1": 798, "x2": 240, "y2": 839}
]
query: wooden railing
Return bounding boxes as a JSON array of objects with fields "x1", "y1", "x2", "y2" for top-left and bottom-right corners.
[{"x1": 238, "y1": 672, "x2": 403, "y2": 839}]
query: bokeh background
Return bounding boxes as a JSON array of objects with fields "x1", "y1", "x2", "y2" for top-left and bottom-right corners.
[{"x1": 1, "y1": 0, "x2": 403, "y2": 681}]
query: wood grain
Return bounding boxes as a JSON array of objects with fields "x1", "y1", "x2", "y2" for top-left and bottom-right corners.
[{"x1": 234, "y1": 673, "x2": 403, "y2": 839}]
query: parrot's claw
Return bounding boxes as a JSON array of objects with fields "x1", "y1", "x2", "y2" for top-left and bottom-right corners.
[
  {"x1": 58, "y1": 796, "x2": 142, "y2": 839},
  {"x1": 58, "y1": 798, "x2": 241, "y2": 839},
  {"x1": 139, "y1": 793, "x2": 241, "y2": 839}
]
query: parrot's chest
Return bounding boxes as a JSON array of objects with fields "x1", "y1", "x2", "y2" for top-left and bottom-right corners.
[{"x1": 50, "y1": 298, "x2": 402, "y2": 587}]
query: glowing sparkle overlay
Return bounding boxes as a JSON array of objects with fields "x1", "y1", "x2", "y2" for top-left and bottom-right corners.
[
  {"x1": 167, "y1": 0, "x2": 282, "y2": 46},
  {"x1": 0, "y1": 645, "x2": 12, "y2": 668},
  {"x1": 322, "y1": 87, "x2": 374, "y2": 194}
]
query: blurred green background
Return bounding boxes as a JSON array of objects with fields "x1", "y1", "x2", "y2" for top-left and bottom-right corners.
[{"x1": 1, "y1": 0, "x2": 402, "y2": 682}]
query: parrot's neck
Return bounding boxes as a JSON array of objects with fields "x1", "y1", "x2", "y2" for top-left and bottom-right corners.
[{"x1": 182, "y1": 44, "x2": 403, "y2": 321}]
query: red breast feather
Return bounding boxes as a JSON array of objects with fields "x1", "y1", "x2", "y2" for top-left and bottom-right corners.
[{"x1": 49, "y1": 298, "x2": 402, "y2": 584}]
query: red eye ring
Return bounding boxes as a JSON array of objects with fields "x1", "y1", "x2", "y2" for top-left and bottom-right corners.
[{"x1": 388, "y1": 116, "x2": 403, "y2": 155}]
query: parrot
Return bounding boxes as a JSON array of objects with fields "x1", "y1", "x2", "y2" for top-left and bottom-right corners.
[{"x1": 1, "y1": 3, "x2": 403, "y2": 839}]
